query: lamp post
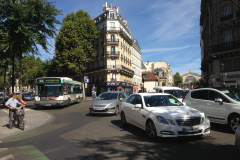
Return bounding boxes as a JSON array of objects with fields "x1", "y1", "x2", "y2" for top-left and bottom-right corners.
[{"x1": 220, "y1": 62, "x2": 224, "y2": 86}]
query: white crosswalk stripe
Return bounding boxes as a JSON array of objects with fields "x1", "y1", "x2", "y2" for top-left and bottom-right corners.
[{"x1": 0, "y1": 154, "x2": 14, "y2": 160}]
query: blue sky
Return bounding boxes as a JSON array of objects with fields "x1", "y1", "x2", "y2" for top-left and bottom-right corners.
[{"x1": 40, "y1": 0, "x2": 201, "y2": 76}]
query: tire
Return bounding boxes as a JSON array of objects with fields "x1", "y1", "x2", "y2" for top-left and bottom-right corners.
[
  {"x1": 121, "y1": 112, "x2": 127, "y2": 127},
  {"x1": 228, "y1": 115, "x2": 240, "y2": 132},
  {"x1": 20, "y1": 116, "x2": 24, "y2": 130},
  {"x1": 146, "y1": 120, "x2": 157, "y2": 139},
  {"x1": 115, "y1": 106, "x2": 119, "y2": 115}
]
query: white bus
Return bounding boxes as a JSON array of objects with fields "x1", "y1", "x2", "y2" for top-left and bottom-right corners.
[{"x1": 34, "y1": 77, "x2": 83, "y2": 107}]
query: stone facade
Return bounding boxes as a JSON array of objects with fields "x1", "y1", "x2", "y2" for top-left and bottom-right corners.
[
  {"x1": 181, "y1": 70, "x2": 201, "y2": 88},
  {"x1": 200, "y1": 0, "x2": 240, "y2": 88}
]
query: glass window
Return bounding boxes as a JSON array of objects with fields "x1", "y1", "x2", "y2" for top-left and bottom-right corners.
[
  {"x1": 191, "y1": 90, "x2": 208, "y2": 100},
  {"x1": 143, "y1": 95, "x2": 182, "y2": 107},
  {"x1": 126, "y1": 95, "x2": 135, "y2": 104},
  {"x1": 220, "y1": 89, "x2": 240, "y2": 102},
  {"x1": 96, "y1": 92, "x2": 118, "y2": 100},
  {"x1": 36, "y1": 84, "x2": 62, "y2": 96},
  {"x1": 134, "y1": 95, "x2": 142, "y2": 104},
  {"x1": 164, "y1": 90, "x2": 185, "y2": 98},
  {"x1": 222, "y1": 4, "x2": 232, "y2": 16}
]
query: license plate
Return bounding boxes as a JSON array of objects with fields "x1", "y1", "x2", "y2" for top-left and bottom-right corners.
[
  {"x1": 94, "y1": 107, "x2": 104, "y2": 110},
  {"x1": 45, "y1": 104, "x2": 52, "y2": 106},
  {"x1": 183, "y1": 127, "x2": 199, "y2": 132}
]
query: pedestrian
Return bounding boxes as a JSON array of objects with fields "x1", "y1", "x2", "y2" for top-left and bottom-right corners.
[
  {"x1": 92, "y1": 89, "x2": 96, "y2": 100},
  {"x1": 5, "y1": 93, "x2": 23, "y2": 129}
]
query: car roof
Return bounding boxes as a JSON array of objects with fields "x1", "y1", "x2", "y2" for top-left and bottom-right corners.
[
  {"x1": 190, "y1": 88, "x2": 221, "y2": 92},
  {"x1": 153, "y1": 86, "x2": 183, "y2": 90},
  {"x1": 132, "y1": 93, "x2": 171, "y2": 96}
]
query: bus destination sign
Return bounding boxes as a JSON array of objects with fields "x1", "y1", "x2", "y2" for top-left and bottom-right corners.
[{"x1": 37, "y1": 78, "x2": 61, "y2": 83}]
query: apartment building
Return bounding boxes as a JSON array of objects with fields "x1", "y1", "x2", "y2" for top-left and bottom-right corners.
[
  {"x1": 85, "y1": 3, "x2": 138, "y2": 95},
  {"x1": 200, "y1": 0, "x2": 240, "y2": 88},
  {"x1": 132, "y1": 39, "x2": 142, "y2": 93}
]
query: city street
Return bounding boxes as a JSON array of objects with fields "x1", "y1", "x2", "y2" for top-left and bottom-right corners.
[{"x1": 0, "y1": 100, "x2": 238, "y2": 160}]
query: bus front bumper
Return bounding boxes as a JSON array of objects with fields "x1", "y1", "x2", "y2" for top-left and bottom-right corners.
[{"x1": 35, "y1": 100, "x2": 68, "y2": 107}]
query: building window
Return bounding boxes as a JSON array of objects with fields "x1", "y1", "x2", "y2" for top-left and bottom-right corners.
[
  {"x1": 110, "y1": 12, "x2": 114, "y2": 19},
  {"x1": 111, "y1": 35, "x2": 115, "y2": 41},
  {"x1": 111, "y1": 73, "x2": 116, "y2": 81},
  {"x1": 110, "y1": 22, "x2": 115, "y2": 28},
  {"x1": 223, "y1": 30, "x2": 232, "y2": 43},
  {"x1": 223, "y1": 58, "x2": 240, "y2": 72},
  {"x1": 111, "y1": 46, "x2": 115, "y2": 54},
  {"x1": 142, "y1": 74, "x2": 146, "y2": 79},
  {"x1": 221, "y1": 4, "x2": 232, "y2": 21}
]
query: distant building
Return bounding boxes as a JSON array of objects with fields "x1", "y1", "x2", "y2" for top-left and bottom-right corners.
[
  {"x1": 200, "y1": 0, "x2": 240, "y2": 88},
  {"x1": 141, "y1": 71, "x2": 158, "y2": 92},
  {"x1": 181, "y1": 70, "x2": 201, "y2": 88},
  {"x1": 85, "y1": 3, "x2": 141, "y2": 95}
]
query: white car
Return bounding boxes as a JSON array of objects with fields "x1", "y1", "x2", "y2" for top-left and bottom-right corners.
[
  {"x1": 183, "y1": 88, "x2": 240, "y2": 132},
  {"x1": 120, "y1": 93, "x2": 210, "y2": 139},
  {"x1": 153, "y1": 86, "x2": 185, "y2": 102}
]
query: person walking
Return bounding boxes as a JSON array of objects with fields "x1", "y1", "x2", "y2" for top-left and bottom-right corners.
[
  {"x1": 5, "y1": 93, "x2": 23, "y2": 129},
  {"x1": 92, "y1": 89, "x2": 96, "y2": 100}
]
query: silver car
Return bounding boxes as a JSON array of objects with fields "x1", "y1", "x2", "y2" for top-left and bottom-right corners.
[
  {"x1": 236, "y1": 126, "x2": 240, "y2": 152},
  {"x1": 89, "y1": 91, "x2": 128, "y2": 115}
]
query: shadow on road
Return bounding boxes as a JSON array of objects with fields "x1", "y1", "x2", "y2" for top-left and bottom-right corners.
[{"x1": 210, "y1": 122, "x2": 234, "y2": 134}]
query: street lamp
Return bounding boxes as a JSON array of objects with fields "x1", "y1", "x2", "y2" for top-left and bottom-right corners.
[{"x1": 220, "y1": 62, "x2": 224, "y2": 86}]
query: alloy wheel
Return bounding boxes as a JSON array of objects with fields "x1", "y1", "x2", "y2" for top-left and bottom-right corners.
[
  {"x1": 230, "y1": 116, "x2": 240, "y2": 132},
  {"x1": 146, "y1": 120, "x2": 157, "y2": 139}
]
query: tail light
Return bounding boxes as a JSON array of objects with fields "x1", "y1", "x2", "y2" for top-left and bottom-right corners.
[{"x1": 182, "y1": 97, "x2": 185, "y2": 102}]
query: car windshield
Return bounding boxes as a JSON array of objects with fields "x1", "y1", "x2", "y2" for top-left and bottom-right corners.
[
  {"x1": 164, "y1": 90, "x2": 185, "y2": 98},
  {"x1": 220, "y1": 89, "x2": 240, "y2": 102},
  {"x1": 23, "y1": 93, "x2": 32, "y2": 97},
  {"x1": 96, "y1": 93, "x2": 118, "y2": 100},
  {"x1": 143, "y1": 95, "x2": 183, "y2": 107}
]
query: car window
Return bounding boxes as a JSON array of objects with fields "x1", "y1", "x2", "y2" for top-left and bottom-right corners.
[
  {"x1": 144, "y1": 95, "x2": 182, "y2": 107},
  {"x1": 164, "y1": 90, "x2": 184, "y2": 98},
  {"x1": 191, "y1": 90, "x2": 208, "y2": 100},
  {"x1": 208, "y1": 91, "x2": 229, "y2": 103},
  {"x1": 133, "y1": 95, "x2": 142, "y2": 105},
  {"x1": 220, "y1": 89, "x2": 240, "y2": 102},
  {"x1": 126, "y1": 95, "x2": 135, "y2": 104},
  {"x1": 119, "y1": 93, "x2": 126, "y2": 99}
]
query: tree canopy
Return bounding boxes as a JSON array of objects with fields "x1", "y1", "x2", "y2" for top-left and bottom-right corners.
[
  {"x1": 174, "y1": 72, "x2": 183, "y2": 86},
  {"x1": 55, "y1": 9, "x2": 99, "y2": 77}
]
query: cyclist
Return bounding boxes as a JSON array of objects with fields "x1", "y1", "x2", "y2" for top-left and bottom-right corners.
[
  {"x1": 15, "y1": 95, "x2": 26, "y2": 124},
  {"x1": 5, "y1": 93, "x2": 24, "y2": 129}
]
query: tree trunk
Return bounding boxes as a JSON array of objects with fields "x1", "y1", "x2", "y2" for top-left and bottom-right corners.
[
  {"x1": 19, "y1": 54, "x2": 23, "y2": 99},
  {"x1": 12, "y1": 52, "x2": 15, "y2": 93},
  {"x1": 3, "y1": 62, "x2": 7, "y2": 101}
]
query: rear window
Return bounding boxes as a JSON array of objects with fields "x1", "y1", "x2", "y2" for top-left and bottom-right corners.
[
  {"x1": 164, "y1": 90, "x2": 184, "y2": 98},
  {"x1": 191, "y1": 90, "x2": 208, "y2": 100}
]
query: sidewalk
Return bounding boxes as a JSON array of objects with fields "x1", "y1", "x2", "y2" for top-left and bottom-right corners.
[{"x1": 0, "y1": 103, "x2": 52, "y2": 140}]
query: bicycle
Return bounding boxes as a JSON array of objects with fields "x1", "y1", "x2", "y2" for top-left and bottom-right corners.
[{"x1": 15, "y1": 106, "x2": 25, "y2": 130}]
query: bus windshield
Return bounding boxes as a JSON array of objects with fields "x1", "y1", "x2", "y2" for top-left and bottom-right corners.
[{"x1": 36, "y1": 84, "x2": 62, "y2": 96}]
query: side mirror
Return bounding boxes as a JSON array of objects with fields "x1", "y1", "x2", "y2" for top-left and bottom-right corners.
[
  {"x1": 214, "y1": 98, "x2": 223, "y2": 104},
  {"x1": 182, "y1": 102, "x2": 186, "y2": 106},
  {"x1": 135, "y1": 104, "x2": 142, "y2": 108},
  {"x1": 119, "y1": 98, "x2": 123, "y2": 101}
]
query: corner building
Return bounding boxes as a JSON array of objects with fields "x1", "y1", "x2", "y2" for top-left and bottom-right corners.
[
  {"x1": 86, "y1": 3, "x2": 139, "y2": 95},
  {"x1": 200, "y1": 0, "x2": 240, "y2": 88}
]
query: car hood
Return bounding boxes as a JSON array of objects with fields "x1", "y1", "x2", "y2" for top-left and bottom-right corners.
[
  {"x1": 146, "y1": 105, "x2": 204, "y2": 119},
  {"x1": 92, "y1": 100, "x2": 117, "y2": 106}
]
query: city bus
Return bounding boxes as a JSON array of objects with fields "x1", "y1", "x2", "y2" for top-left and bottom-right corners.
[{"x1": 34, "y1": 77, "x2": 83, "y2": 107}]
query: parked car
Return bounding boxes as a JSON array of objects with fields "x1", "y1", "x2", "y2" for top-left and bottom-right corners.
[
  {"x1": 153, "y1": 86, "x2": 185, "y2": 102},
  {"x1": 183, "y1": 88, "x2": 240, "y2": 132},
  {"x1": 236, "y1": 126, "x2": 240, "y2": 152},
  {"x1": 22, "y1": 93, "x2": 34, "y2": 101},
  {"x1": 120, "y1": 93, "x2": 210, "y2": 139},
  {"x1": 0, "y1": 92, "x2": 3, "y2": 101},
  {"x1": 89, "y1": 91, "x2": 128, "y2": 115}
]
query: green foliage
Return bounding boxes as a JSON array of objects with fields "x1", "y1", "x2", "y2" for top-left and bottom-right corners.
[
  {"x1": 174, "y1": 72, "x2": 183, "y2": 86},
  {"x1": 55, "y1": 9, "x2": 99, "y2": 77},
  {"x1": 0, "y1": 76, "x2": 10, "y2": 89},
  {"x1": 192, "y1": 80, "x2": 200, "y2": 87}
]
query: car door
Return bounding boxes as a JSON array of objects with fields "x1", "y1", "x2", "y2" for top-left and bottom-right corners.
[
  {"x1": 123, "y1": 95, "x2": 136, "y2": 123},
  {"x1": 132, "y1": 95, "x2": 148, "y2": 129},
  {"x1": 189, "y1": 90, "x2": 208, "y2": 112},
  {"x1": 205, "y1": 90, "x2": 228, "y2": 123}
]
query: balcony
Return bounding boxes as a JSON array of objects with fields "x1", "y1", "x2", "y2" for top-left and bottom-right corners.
[
  {"x1": 110, "y1": 78, "x2": 117, "y2": 81},
  {"x1": 220, "y1": 14, "x2": 233, "y2": 22},
  {"x1": 107, "y1": 39, "x2": 119, "y2": 45},
  {"x1": 86, "y1": 65, "x2": 106, "y2": 73},
  {"x1": 209, "y1": 40, "x2": 240, "y2": 53},
  {"x1": 106, "y1": 65, "x2": 134, "y2": 75},
  {"x1": 120, "y1": 29, "x2": 133, "y2": 44},
  {"x1": 124, "y1": 79, "x2": 132, "y2": 83},
  {"x1": 107, "y1": 51, "x2": 120, "y2": 58}
]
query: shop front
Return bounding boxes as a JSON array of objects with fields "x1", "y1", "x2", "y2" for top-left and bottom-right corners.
[{"x1": 223, "y1": 72, "x2": 240, "y2": 88}]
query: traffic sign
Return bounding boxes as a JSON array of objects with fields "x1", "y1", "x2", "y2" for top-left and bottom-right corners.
[
  {"x1": 84, "y1": 76, "x2": 88, "y2": 83},
  {"x1": 118, "y1": 86, "x2": 121, "y2": 90}
]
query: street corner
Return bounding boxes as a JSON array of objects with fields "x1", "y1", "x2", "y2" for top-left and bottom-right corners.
[{"x1": 0, "y1": 108, "x2": 53, "y2": 140}]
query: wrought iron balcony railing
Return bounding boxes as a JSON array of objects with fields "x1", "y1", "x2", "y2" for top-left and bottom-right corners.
[{"x1": 209, "y1": 40, "x2": 240, "y2": 53}]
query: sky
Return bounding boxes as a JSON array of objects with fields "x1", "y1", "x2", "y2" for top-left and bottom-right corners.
[{"x1": 40, "y1": 0, "x2": 202, "y2": 76}]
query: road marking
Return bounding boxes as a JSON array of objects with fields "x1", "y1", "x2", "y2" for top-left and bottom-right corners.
[
  {"x1": 24, "y1": 149, "x2": 41, "y2": 155},
  {"x1": 0, "y1": 148, "x2": 8, "y2": 153},
  {"x1": 0, "y1": 154, "x2": 14, "y2": 160},
  {"x1": 18, "y1": 146, "x2": 34, "y2": 150}
]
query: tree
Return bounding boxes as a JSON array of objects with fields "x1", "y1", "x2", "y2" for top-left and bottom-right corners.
[
  {"x1": 174, "y1": 72, "x2": 183, "y2": 86},
  {"x1": 0, "y1": 0, "x2": 62, "y2": 96},
  {"x1": 55, "y1": 9, "x2": 99, "y2": 78}
]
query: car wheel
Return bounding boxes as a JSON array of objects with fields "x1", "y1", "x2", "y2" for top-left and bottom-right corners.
[
  {"x1": 146, "y1": 120, "x2": 157, "y2": 139},
  {"x1": 229, "y1": 115, "x2": 240, "y2": 132},
  {"x1": 121, "y1": 112, "x2": 127, "y2": 127},
  {"x1": 115, "y1": 106, "x2": 119, "y2": 115}
]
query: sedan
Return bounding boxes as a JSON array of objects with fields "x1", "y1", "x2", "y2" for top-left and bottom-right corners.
[
  {"x1": 89, "y1": 91, "x2": 128, "y2": 115},
  {"x1": 120, "y1": 93, "x2": 210, "y2": 139},
  {"x1": 22, "y1": 93, "x2": 34, "y2": 101}
]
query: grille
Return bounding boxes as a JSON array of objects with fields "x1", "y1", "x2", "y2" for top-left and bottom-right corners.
[
  {"x1": 176, "y1": 117, "x2": 201, "y2": 126},
  {"x1": 94, "y1": 105, "x2": 106, "y2": 108}
]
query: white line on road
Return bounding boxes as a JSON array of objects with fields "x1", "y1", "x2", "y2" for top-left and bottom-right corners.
[
  {"x1": 0, "y1": 154, "x2": 14, "y2": 160},
  {"x1": 0, "y1": 148, "x2": 8, "y2": 153}
]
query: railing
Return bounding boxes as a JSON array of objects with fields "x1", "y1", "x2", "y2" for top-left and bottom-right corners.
[
  {"x1": 220, "y1": 14, "x2": 233, "y2": 22},
  {"x1": 124, "y1": 79, "x2": 132, "y2": 83},
  {"x1": 86, "y1": 65, "x2": 106, "y2": 73},
  {"x1": 107, "y1": 65, "x2": 134, "y2": 74},
  {"x1": 110, "y1": 78, "x2": 117, "y2": 81},
  {"x1": 209, "y1": 40, "x2": 240, "y2": 53},
  {"x1": 107, "y1": 51, "x2": 120, "y2": 57},
  {"x1": 107, "y1": 39, "x2": 119, "y2": 43}
]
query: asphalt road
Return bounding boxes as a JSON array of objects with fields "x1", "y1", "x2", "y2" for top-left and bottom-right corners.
[{"x1": 0, "y1": 100, "x2": 238, "y2": 160}]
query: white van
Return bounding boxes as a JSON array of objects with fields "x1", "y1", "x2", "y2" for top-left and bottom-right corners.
[{"x1": 153, "y1": 86, "x2": 185, "y2": 102}]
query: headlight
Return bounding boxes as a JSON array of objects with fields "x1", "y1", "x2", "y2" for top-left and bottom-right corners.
[
  {"x1": 107, "y1": 103, "x2": 115, "y2": 109},
  {"x1": 201, "y1": 115, "x2": 209, "y2": 123},
  {"x1": 156, "y1": 116, "x2": 169, "y2": 124}
]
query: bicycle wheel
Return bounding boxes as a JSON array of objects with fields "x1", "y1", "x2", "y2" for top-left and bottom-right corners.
[{"x1": 20, "y1": 115, "x2": 24, "y2": 130}]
